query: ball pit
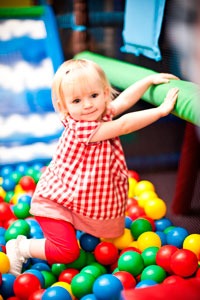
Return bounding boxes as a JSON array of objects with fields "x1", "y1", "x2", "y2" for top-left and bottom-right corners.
[{"x1": 0, "y1": 163, "x2": 200, "y2": 299}]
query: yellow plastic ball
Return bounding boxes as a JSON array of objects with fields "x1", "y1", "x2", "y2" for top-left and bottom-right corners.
[
  {"x1": 137, "y1": 231, "x2": 161, "y2": 252},
  {"x1": 0, "y1": 186, "x2": 6, "y2": 199},
  {"x1": 137, "y1": 190, "x2": 158, "y2": 208},
  {"x1": 52, "y1": 281, "x2": 75, "y2": 299},
  {"x1": 128, "y1": 240, "x2": 139, "y2": 250},
  {"x1": 112, "y1": 228, "x2": 134, "y2": 250},
  {"x1": 134, "y1": 180, "x2": 155, "y2": 197},
  {"x1": 14, "y1": 184, "x2": 25, "y2": 194},
  {"x1": 144, "y1": 198, "x2": 167, "y2": 220},
  {"x1": 128, "y1": 177, "x2": 137, "y2": 198},
  {"x1": 183, "y1": 234, "x2": 200, "y2": 259},
  {"x1": 0, "y1": 252, "x2": 10, "y2": 274}
]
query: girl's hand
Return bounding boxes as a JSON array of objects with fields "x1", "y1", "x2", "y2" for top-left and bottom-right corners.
[
  {"x1": 149, "y1": 73, "x2": 180, "y2": 85},
  {"x1": 159, "y1": 87, "x2": 179, "y2": 116}
]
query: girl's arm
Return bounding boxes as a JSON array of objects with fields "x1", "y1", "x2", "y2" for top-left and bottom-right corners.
[
  {"x1": 90, "y1": 87, "x2": 179, "y2": 143},
  {"x1": 112, "y1": 73, "x2": 179, "y2": 117}
]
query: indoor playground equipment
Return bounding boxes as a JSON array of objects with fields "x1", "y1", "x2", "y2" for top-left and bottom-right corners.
[
  {"x1": 1, "y1": 2, "x2": 200, "y2": 300},
  {"x1": 0, "y1": 5, "x2": 64, "y2": 166}
]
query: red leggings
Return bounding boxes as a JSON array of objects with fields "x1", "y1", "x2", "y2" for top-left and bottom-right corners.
[{"x1": 35, "y1": 216, "x2": 80, "y2": 265}]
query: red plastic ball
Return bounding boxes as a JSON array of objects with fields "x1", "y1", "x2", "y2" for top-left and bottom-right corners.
[
  {"x1": 13, "y1": 273, "x2": 41, "y2": 300},
  {"x1": 114, "y1": 271, "x2": 136, "y2": 289},
  {"x1": 126, "y1": 205, "x2": 145, "y2": 220},
  {"x1": 0, "y1": 202, "x2": 15, "y2": 221},
  {"x1": 94, "y1": 241, "x2": 119, "y2": 265},
  {"x1": 120, "y1": 247, "x2": 141, "y2": 256},
  {"x1": 19, "y1": 176, "x2": 36, "y2": 192},
  {"x1": 163, "y1": 275, "x2": 185, "y2": 284},
  {"x1": 170, "y1": 249, "x2": 199, "y2": 277},
  {"x1": 128, "y1": 170, "x2": 140, "y2": 182},
  {"x1": 28, "y1": 288, "x2": 45, "y2": 300},
  {"x1": 58, "y1": 268, "x2": 79, "y2": 284},
  {"x1": 156, "y1": 245, "x2": 178, "y2": 273}
]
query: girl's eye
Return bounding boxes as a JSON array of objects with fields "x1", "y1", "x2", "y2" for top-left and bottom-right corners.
[
  {"x1": 91, "y1": 93, "x2": 98, "y2": 98},
  {"x1": 72, "y1": 98, "x2": 81, "y2": 104}
]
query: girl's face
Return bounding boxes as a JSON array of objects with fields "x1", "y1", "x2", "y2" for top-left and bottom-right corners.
[{"x1": 60, "y1": 73, "x2": 109, "y2": 121}]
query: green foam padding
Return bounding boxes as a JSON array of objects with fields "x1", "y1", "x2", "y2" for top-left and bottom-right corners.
[
  {"x1": 0, "y1": 6, "x2": 45, "y2": 18},
  {"x1": 74, "y1": 51, "x2": 200, "y2": 126}
]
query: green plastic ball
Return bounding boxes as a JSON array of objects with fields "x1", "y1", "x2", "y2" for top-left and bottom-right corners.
[
  {"x1": 81, "y1": 265, "x2": 102, "y2": 279},
  {"x1": 141, "y1": 246, "x2": 159, "y2": 266},
  {"x1": 51, "y1": 263, "x2": 67, "y2": 277},
  {"x1": 5, "y1": 219, "x2": 30, "y2": 241},
  {"x1": 65, "y1": 249, "x2": 87, "y2": 270},
  {"x1": 13, "y1": 202, "x2": 31, "y2": 219},
  {"x1": 141, "y1": 265, "x2": 167, "y2": 283},
  {"x1": 130, "y1": 218, "x2": 153, "y2": 239},
  {"x1": 118, "y1": 251, "x2": 144, "y2": 276},
  {"x1": 41, "y1": 270, "x2": 57, "y2": 288},
  {"x1": 71, "y1": 272, "x2": 95, "y2": 298}
]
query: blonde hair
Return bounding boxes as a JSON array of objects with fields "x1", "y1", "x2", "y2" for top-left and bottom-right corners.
[{"x1": 51, "y1": 59, "x2": 118, "y2": 117}]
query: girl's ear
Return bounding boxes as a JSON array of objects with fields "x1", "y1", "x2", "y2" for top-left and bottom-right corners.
[{"x1": 104, "y1": 87, "x2": 110, "y2": 99}]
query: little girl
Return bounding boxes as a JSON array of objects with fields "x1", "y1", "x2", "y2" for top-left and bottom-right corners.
[{"x1": 6, "y1": 59, "x2": 179, "y2": 276}]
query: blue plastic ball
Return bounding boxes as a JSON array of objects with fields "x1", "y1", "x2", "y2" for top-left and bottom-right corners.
[
  {"x1": 2, "y1": 177, "x2": 16, "y2": 191},
  {"x1": 125, "y1": 216, "x2": 132, "y2": 229},
  {"x1": 156, "y1": 231, "x2": 167, "y2": 245},
  {"x1": 42, "y1": 286, "x2": 72, "y2": 300},
  {"x1": 80, "y1": 233, "x2": 100, "y2": 252},
  {"x1": 18, "y1": 194, "x2": 32, "y2": 205},
  {"x1": 31, "y1": 262, "x2": 51, "y2": 272},
  {"x1": 93, "y1": 274, "x2": 123, "y2": 300},
  {"x1": 80, "y1": 294, "x2": 97, "y2": 300},
  {"x1": 166, "y1": 226, "x2": 189, "y2": 248},
  {"x1": 0, "y1": 273, "x2": 16, "y2": 299},
  {"x1": 155, "y1": 218, "x2": 173, "y2": 231},
  {"x1": 136, "y1": 279, "x2": 158, "y2": 288}
]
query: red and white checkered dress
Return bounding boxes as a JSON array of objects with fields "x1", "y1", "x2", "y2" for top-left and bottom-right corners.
[{"x1": 33, "y1": 112, "x2": 128, "y2": 221}]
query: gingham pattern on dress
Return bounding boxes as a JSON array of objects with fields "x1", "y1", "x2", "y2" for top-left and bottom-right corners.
[{"x1": 34, "y1": 113, "x2": 128, "y2": 220}]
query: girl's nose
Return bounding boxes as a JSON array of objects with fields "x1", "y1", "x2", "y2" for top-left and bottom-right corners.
[{"x1": 83, "y1": 99, "x2": 92, "y2": 109}]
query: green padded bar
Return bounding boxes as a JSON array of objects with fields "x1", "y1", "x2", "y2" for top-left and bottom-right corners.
[
  {"x1": 0, "y1": 6, "x2": 45, "y2": 18},
  {"x1": 75, "y1": 51, "x2": 200, "y2": 126}
]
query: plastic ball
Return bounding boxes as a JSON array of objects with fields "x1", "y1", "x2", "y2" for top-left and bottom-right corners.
[
  {"x1": 0, "y1": 202, "x2": 15, "y2": 221},
  {"x1": 93, "y1": 274, "x2": 123, "y2": 300},
  {"x1": 156, "y1": 245, "x2": 178, "y2": 273},
  {"x1": 166, "y1": 227, "x2": 189, "y2": 248},
  {"x1": 13, "y1": 202, "x2": 31, "y2": 219},
  {"x1": 13, "y1": 273, "x2": 41, "y2": 300},
  {"x1": 128, "y1": 177, "x2": 137, "y2": 198},
  {"x1": 51, "y1": 263, "x2": 67, "y2": 277},
  {"x1": 183, "y1": 234, "x2": 200, "y2": 259},
  {"x1": 24, "y1": 269, "x2": 45, "y2": 288},
  {"x1": 71, "y1": 272, "x2": 95, "y2": 299},
  {"x1": 125, "y1": 216, "x2": 132, "y2": 229},
  {"x1": 5, "y1": 219, "x2": 30, "y2": 241},
  {"x1": 170, "y1": 249, "x2": 198, "y2": 277},
  {"x1": 42, "y1": 286, "x2": 72, "y2": 300},
  {"x1": 65, "y1": 249, "x2": 87, "y2": 270},
  {"x1": 134, "y1": 180, "x2": 155, "y2": 197},
  {"x1": 80, "y1": 294, "x2": 97, "y2": 300},
  {"x1": 144, "y1": 198, "x2": 167, "y2": 220},
  {"x1": 137, "y1": 190, "x2": 157, "y2": 208},
  {"x1": 126, "y1": 204, "x2": 145, "y2": 221},
  {"x1": 163, "y1": 275, "x2": 185, "y2": 284},
  {"x1": 90, "y1": 262, "x2": 107, "y2": 276},
  {"x1": 18, "y1": 176, "x2": 36, "y2": 192},
  {"x1": 137, "y1": 232, "x2": 161, "y2": 252},
  {"x1": 118, "y1": 250, "x2": 144, "y2": 276},
  {"x1": 136, "y1": 279, "x2": 158, "y2": 288},
  {"x1": 0, "y1": 273, "x2": 16, "y2": 299},
  {"x1": 130, "y1": 218, "x2": 153, "y2": 239},
  {"x1": 58, "y1": 268, "x2": 79, "y2": 284},
  {"x1": 112, "y1": 229, "x2": 133, "y2": 250},
  {"x1": 94, "y1": 241, "x2": 118, "y2": 265},
  {"x1": 80, "y1": 233, "x2": 100, "y2": 252},
  {"x1": 113, "y1": 271, "x2": 136, "y2": 289},
  {"x1": 141, "y1": 265, "x2": 167, "y2": 283},
  {"x1": 141, "y1": 246, "x2": 159, "y2": 266},
  {"x1": 0, "y1": 252, "x2": 10, "y2": 273},
  {"x1": 1, "y1": 177, "x2": 16, "y2": 192},
  {"x1": 81, "y1": 265, "x2": 102, "y2": 279},
  {"x1": 155, "y1": 231, "x2": 167, "y2": 246},
  {"x1": 52, "y1": 281, "x2": 74, "y2": 299},
  {"x1": 128, "y1": 170, "x2": 140, "y2": 181},
  {"x1": 40, "y1": 271, "x2": 57, "y2": 288},
  {"x1": 28, "y1": 288, "x2": 45, "y2": 300},
  {"x1": 155, "y1": 217, "x2": 173, "y2": 231}
]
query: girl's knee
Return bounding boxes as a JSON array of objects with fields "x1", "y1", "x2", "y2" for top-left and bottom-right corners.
[{"x1": 45, "y1": 240, "x2": 80, "y2": 264}]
